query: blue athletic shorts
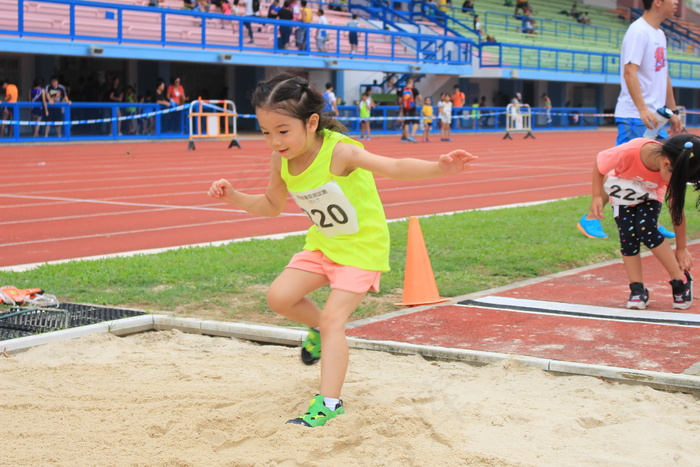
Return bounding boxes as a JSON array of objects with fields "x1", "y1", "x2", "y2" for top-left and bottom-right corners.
[{"x1": 615, "y1": 117, "x2": 668, "y2": 146}]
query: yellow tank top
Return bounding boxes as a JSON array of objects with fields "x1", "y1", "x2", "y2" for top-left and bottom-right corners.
[
  {"x1": 281, "y1": 129, "x2": 390, "y2": 271},
  {"x1": 422, "y1": 105, "x2": 434, "y2": 124}
]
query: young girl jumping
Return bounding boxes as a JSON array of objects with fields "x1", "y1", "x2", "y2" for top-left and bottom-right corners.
[
  {"x1": 208, "y1": 73, "x2": 477, "y2": 427},
  {"x1": 586, "y1": 134, "x2": 700, "y2": 310}
]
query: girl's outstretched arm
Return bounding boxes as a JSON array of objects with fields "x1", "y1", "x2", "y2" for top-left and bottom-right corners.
[
  {"x1": 335, "y1": 143, "x2": 477, "y2": 180},
  {"x1": 208, "y1": 155, "x2": 288, "y2": 217}
]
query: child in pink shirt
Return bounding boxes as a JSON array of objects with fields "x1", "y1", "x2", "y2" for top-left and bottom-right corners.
[{"x1": 587, "y1": 135, "x2": 700, "y2": 310}]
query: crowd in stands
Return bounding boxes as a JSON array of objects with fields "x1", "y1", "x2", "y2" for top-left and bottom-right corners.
[{"x1": 144, "y1": 0, "x2": 353, "y2": 52}]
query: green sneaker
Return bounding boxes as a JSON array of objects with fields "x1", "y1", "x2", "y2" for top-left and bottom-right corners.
[
  {"x1": 286, "y1": 394, "x2": 345, "y2": 427},
  {"x1": 301, "y1": 327, "x2": 321, "y2": 365}
]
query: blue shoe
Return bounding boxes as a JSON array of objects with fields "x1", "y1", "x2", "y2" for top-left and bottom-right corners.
[
  {"x1": 577, "y1": 214, "x2": 608, "y2": 239},
  {"x1": 658, "y1": 224, "x2": 676, "y2": 239}
]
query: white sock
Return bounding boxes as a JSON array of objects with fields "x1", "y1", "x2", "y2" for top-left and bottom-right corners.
[{"x1": 323, "y1": 397, "x2": 340, "y2": 410}]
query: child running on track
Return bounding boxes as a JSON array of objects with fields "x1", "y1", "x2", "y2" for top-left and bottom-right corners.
[
  {"x1": 208, "y1": 72, "x2": 477, "y2": 427},
  {"x1": 586, "y1": 134, "x2": 700, "y2": 310}
]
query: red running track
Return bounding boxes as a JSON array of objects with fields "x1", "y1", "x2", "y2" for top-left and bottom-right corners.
[{"x1": 0, "y1": 130, "x2": 632, "y2": 268}]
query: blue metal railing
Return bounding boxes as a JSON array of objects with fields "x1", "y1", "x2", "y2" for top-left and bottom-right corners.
[
  {"x1": 483, "y1": 10, "x2": 614, "y2": 45},
  {"x1": 480, "y1": 42, "x2": 619, "y2": 74},
  {"x1": 1, "y1": 0, "x2": 473, "y2": 64},
  {"x1": 0, "y1": 101, "x2": 609, "y2": 143}
]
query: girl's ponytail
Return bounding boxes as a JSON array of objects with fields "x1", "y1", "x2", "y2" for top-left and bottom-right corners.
[
  {"x1": 662, "y1": 135, "x2": 700, "y2": 225},
  {"x1": 251, "y1": 72, "x2": 347, "y2": 134}
]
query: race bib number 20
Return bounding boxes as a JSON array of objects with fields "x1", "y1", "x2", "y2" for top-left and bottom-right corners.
[{"x1": 291, "y1": 181, "x2": 359, "y2": 238}]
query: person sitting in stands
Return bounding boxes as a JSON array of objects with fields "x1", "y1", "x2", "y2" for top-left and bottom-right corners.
[{"x1": 521, "y1": 13, "x2": 536, "y2": 34}]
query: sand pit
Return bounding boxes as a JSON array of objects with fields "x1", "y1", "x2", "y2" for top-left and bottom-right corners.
[{"x1": 2, "y1": 330, "x2": 700, "y2": 466}]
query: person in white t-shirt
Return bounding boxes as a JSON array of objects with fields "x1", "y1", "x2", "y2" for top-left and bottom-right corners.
[
  {"x1": 241, "y1": 0, "x2": 255, "y2": 43},
  {"x1": 316, "y1": 8, "x2": 330, "y2": 52},
  {"x1": 577, "y1": 0, "x2": 680, "y2": 240}
]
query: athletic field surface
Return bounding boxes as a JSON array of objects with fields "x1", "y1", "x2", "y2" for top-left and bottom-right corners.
[{"x1": 2, "y1": 130, "x2": 699, "y2": 390}]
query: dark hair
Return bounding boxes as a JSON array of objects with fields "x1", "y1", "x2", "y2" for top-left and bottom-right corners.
[
  {"x1": 251, "y1": 72, "x2": 346, "y2": 134},
  {"x1": 642, "y1": 0, "x2": 653, "y2": 10},
  {"x1": 655, "y1": 134, "x2": 700, "y2": 225}
]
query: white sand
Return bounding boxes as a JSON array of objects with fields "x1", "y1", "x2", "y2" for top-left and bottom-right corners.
[{"x1": 2, "y1": 330, "x2": 700, "y2": 466}]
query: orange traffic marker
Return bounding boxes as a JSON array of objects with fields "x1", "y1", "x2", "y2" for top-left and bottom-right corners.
[{"x1": 395, "y1": 216, "x2": 449, "y2": 307}]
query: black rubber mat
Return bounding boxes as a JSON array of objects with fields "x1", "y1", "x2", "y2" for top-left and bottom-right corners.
[{"x1": 0, "y1": 303, "x2": 145, "y2": 341}]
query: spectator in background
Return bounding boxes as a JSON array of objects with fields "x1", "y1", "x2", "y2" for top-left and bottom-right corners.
[
  {"x1": 290, "y1": 0, "x2": 301, "y2": 20},
  {"x1": 439, "y1": 92, "x2": 452, "y2": 141},
  {"x1": 358, "y1": 92, "x2": 372, "y2": 140},
  {"x1": 542, "y1": 92, "x2": 552, "y2": 124},
  {"x1": 451, "y1": 84, "x2": 465, "y2": 128},
  {"x1": 316, "y1": 9, "x2": 330, "y2": 52},
  {"x1": 44, "y1": 75, "x2": 71, "y2": 137},
  {"x1": 347, "y1": 14, "x2": 360, "y2": 55},
  {"x1": 268, "y1": 0, "x2": 281, "y2": 19},
  {"x1": 123, "y1": 84, "x2": 137, "y2": 135},
  {"x1": 521, "y1": 13, "x2": 536, "y2": 34},
  {"x1": 29, "y1": 78, "x2": 48, "y2": 138},
  {"x1": 383, "y1": 75, "x2": 398, "y2": 93},
  {"x1": 166, "y1": 77, "x2": 187, "y2": 106},
  {"x1": 322, "y1": 82, "x2": 339, "y2": 116},
  {"x1": 399, "y1": 78, "x2": 421, "y2": 142},
  {"x1": 266, "y1": 0, "x2": 281, "y2": 33},
  {"x1": 277, "y1": 0, "x2": 294, "y2": 49},
  {"x1": 241, "y1": 0, "x2": 255, "y2": 43},
  {"x1": 479, "y1": 95, "x2": 489, "y2": 126},
  {"x1": 462, "y1": 0, "x2": 474, "y2": 13},
  {"x1": 570, "y1": 1, "x2": 580, "y2": 20},
  {"x1": 471, "y1": 98, "x2": 479, "y2": 129},
  {"x1": 421, "y1": 96, "x2": 434, "y2": 142},
  {"x1": 192, "y1": 0, "x2": 210, "y2": 12},
  {"x1": 108, "y1": 76, "x2": 124, "y2": 135},
  {"x1": 295, "y1": 0, "x2": 313, "y2": 50},
  {"x1": 473, "y1": 14, "x2": 480, "y2": 32},
  {"x1": 0, "y1": 79, "x2": 19, "y2": 137},
  {"x1": 152, "y1": 78, "x2": 170, "y2": 133}
]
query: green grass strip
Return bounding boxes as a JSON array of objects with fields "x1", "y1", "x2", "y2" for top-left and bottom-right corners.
[{"x1": 1, "y1": 196, "x2": 698, "y2": 324}]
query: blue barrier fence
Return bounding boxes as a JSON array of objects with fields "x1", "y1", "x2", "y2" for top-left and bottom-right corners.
[
  {"x1": 0, "y1": 102, "x2": 615, "y2": 143},
  {"x1": 1, "y1": 0, "x2": 473, "y2": 64},
  {"x1": 480, "y1": 42, "x2": 618, "y2": 74}
]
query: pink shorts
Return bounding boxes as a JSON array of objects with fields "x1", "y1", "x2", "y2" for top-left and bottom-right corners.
[{"x1": 286, "y1": 250, "x2": 382, "y2": 294}]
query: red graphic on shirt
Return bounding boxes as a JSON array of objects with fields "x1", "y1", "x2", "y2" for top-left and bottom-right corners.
[{"x1": 655, "y1": 46, "x2": 666, "y2": 71}]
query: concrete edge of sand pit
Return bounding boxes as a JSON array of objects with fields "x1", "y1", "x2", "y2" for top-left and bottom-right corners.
[{"x1": 2, "y1": 314, "x2": 699, "y2": 394}]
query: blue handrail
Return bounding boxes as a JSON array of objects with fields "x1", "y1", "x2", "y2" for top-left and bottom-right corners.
[
  {"x1": 3, "y1": 0, "x2": 473, "y2": 64},
  {"x1": 0, "y1": 101, "x2": 612, "y2": 143},
  {"x1": 483, "y1": 10, "x2": 613, "y2": 44}
]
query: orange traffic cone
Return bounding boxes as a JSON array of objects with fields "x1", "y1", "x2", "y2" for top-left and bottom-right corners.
[{"x1": 395, "y1": 216, "x2": 449, "y2": 307}]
